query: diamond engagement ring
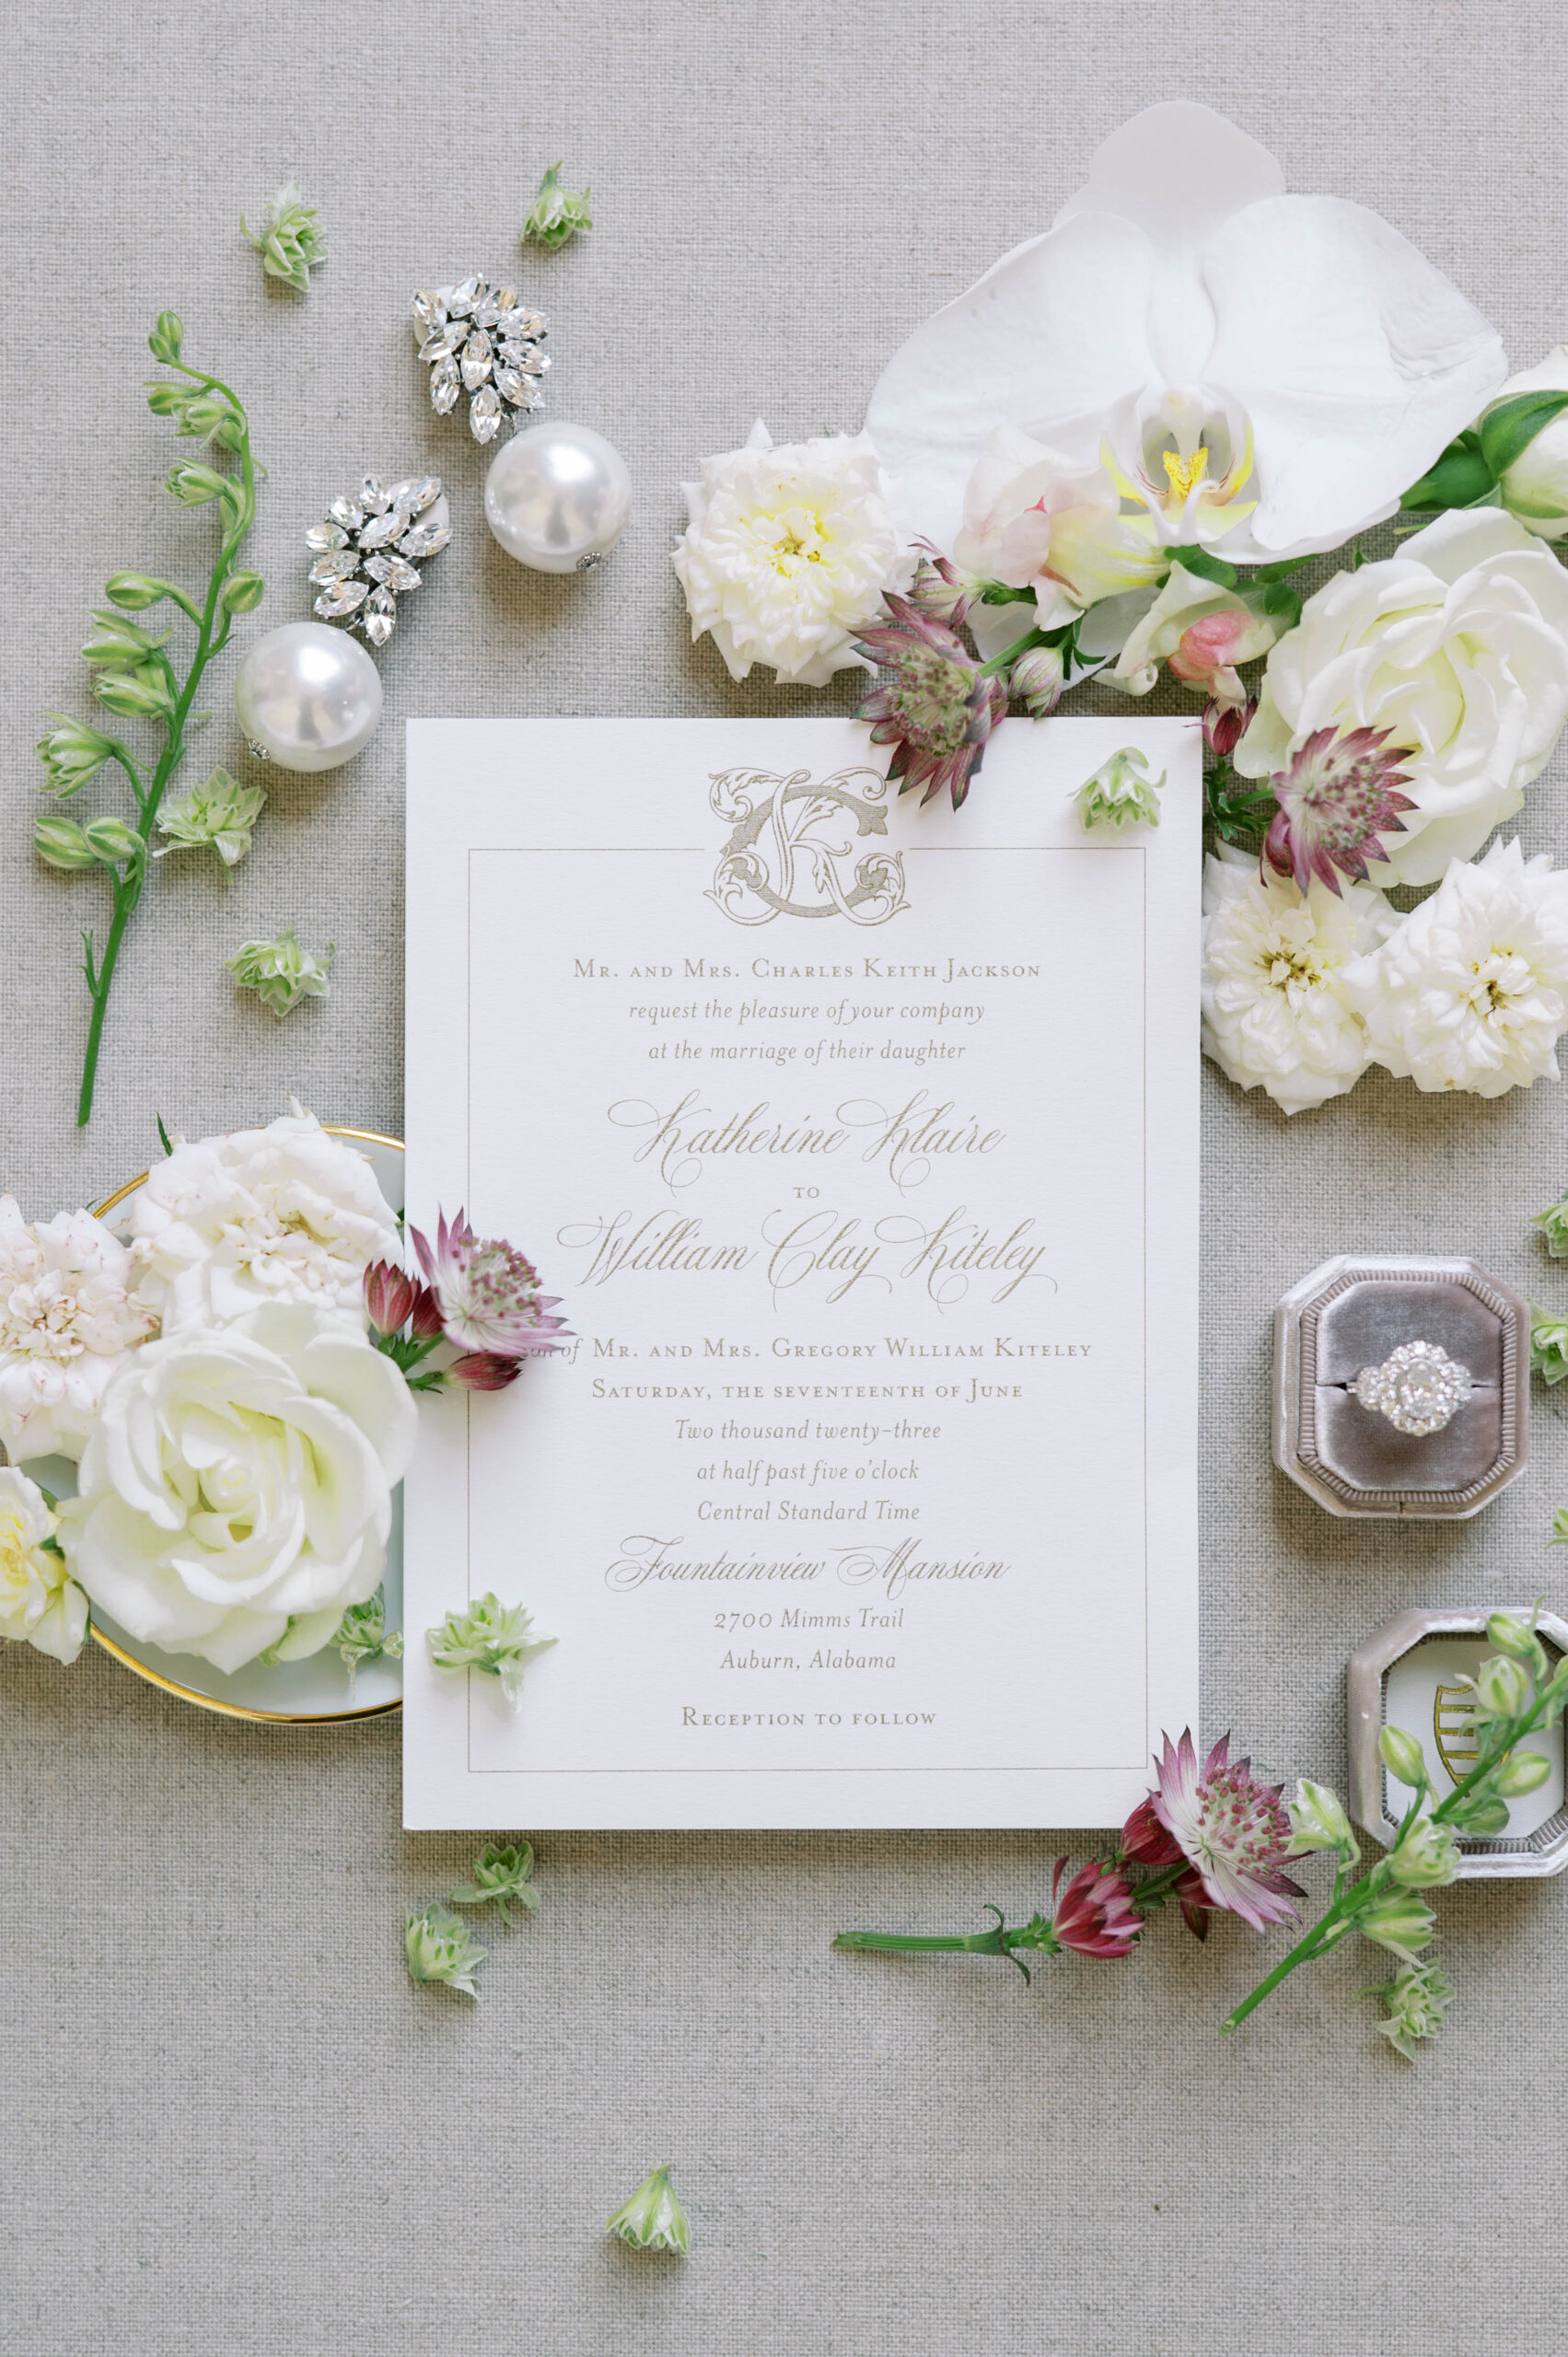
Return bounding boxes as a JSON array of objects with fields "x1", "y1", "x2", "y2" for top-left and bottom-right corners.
[{"x1": 1353, "y1": 1341, "x2": 1474, "y2": 1436}]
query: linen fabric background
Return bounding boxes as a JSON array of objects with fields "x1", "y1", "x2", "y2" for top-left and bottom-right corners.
[{"x1": 3, "y1": 5, "x2": 1566, "y2": 2351}]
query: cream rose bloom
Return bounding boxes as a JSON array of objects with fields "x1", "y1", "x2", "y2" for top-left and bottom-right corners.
[
  {"x1": 0, "y1": 1197, "x2": 157, "y2": 1462},
  {"x1": 671, "y1": 420, "x2": 916, "y2": 686},
  {"x1": 60, "y1": 1302, "x2": 418, "y2": 1674},
  {"x1": 1233, "y1": 510, "x2": 1568, "y2": 886},
  {"x1": 130, "y1": 1104, "x2": 401, "y2": 1336},
  {"x1": 0, "y1": 1467, "x2": 87, "y2": 1665},
  {"x1": 1202, "y1": 846, "x2": 1395, "y2": 1115},
  {"x1": 1343, "y1": 839, "x2": 1568, "y2": 1097}
]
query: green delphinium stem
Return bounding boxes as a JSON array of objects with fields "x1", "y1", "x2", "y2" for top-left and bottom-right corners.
[
  {"x1": 75, "y1": 356, "x2": 257, "y2": 1126},
  {"x1": 1221, "y1": 1669, "x2": 1568, "y2": 2037}
]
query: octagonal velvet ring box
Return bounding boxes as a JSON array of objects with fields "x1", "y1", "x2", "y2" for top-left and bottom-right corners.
[{"x1": 1272, "y1": 1254, "x2": 1528, "y2": 1519}]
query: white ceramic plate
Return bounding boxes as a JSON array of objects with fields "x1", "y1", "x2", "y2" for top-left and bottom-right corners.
[{"x1": 38, "y1": 1127, "x2": 406, "y2": 1724}]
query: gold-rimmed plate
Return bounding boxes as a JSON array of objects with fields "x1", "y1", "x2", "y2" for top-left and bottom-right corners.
[{"x1": 39, "y1": 1126, "x2": 406, "y2": 1725}]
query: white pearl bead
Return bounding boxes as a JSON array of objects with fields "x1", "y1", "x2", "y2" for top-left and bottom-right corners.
[
  {"x1": 483, "y1": 422, "x2": 632, "y2": 573},
  {"x1": 232, "y1": 621, "x2": 383, "y2": 773}
]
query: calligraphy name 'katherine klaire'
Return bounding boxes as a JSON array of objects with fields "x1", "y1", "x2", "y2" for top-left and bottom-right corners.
[
  {"x1": 555, "y1": 1206, "x2": 1054, "y2": 1304},
  {"x1": 608, "y1": 1088, "x2": 1005, "y2": 1193}
]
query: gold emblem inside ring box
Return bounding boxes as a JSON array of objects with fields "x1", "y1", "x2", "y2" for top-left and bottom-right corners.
[
  {"x1": 1348, "y1": 1608, "x2": 1568, "y2": 1877},
  {"x1": 1272, "y1": 1254, "x2": 1527, "y2": 1518}
]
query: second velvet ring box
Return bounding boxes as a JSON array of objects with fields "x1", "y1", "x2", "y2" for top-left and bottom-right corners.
[{"x1": 1272, "y1": 1254, "x2": 1529, "y2": 1519}]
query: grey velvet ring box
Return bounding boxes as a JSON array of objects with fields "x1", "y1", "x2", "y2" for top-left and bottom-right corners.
[{"x1": 1272, "y1": 1255, "x2": 1528, "y2": 1518}]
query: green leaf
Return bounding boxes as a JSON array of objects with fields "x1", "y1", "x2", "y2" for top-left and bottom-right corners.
[
  {"x1": 157, "y1": 1114, "x2": 174, "y2": 1156},
  {"x1": 1260, "y1": 579, "x2": 1302, "y2": 629},
  {"x1": 1400, "y1": 434, "x2": 1496, "y2": 511},
  {"x1": 1166, "y1": 545, "x2": 1237, "y2": 587},
  {"x1": 147, "y1": 310, "x2": 184, "y2": 364},
  {"x1": 1480, "y1": 389, "x2": 1568, "y2": 481}
]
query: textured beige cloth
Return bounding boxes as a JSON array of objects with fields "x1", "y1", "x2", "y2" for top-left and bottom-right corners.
[{"x1": 4, "y1": 4, "x2": 1568, "y2": 2351}]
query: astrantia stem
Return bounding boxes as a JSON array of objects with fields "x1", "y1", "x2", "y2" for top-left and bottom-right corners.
[{"x1": 69, "y1": 339, "x2": 259, "y2": 1124}]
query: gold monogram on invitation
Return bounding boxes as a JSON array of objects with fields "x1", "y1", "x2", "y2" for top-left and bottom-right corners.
[{"x1": 705, "y1": 765, "x2": 909, "y2": 928}]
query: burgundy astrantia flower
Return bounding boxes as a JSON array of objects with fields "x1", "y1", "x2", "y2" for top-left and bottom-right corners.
[
  {"x1": 447, "y1": 1351, "x2": 527, "y2": 1392},
  {"x1": 901, "y1": 538, "x2": 974, "y2": 628},
  {"x1": 855, "y1": 598, "x2": 1007, "y2": 811},
  {"x1": 1143, "y1": 1731, "x2": 1305, "y2": 1934},
  {"x1": 1120, "y1": 1794, "x2": 1217, "y2": 1939},
  {"x1": 411, "y1": 1208, "x2": 570, "y2": 1358},
  {"x1": 1050, "y1": 1858, "x2": 1142, "y2": 1958},
  {"x1": 1261, "y1": 725, "x2": 1416, "y2": 894},
  {"x1": 1202, "y1": 693, "x2": 1258, "y2": 761}
]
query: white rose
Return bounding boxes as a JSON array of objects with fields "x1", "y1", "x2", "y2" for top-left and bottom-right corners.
[
  {"x1": 1491, "y1": 348, "x2": 1568, "y2": 540},
  {"x1": 130, "y1": 1104, "x2": 401, "y2": 1336},
  {"x1": 60, "y1": 1303, "x2": 418, "y2": 1674},
  {"x1": 1202, "y1": 845, "x2": 1395, "y2": 1115},
  {"x1": 0, "y1": 1467, "x2": 87, "y2": 1665},
  {"x1": 0, "y1": 1197, "x2": 157, "y2": 1462},
  {"x1": 1233, "y1": 510, "x2": 1568, "y2": 886},
  {"x1": 1343, "y1": 838, "x2": 1568, "y2": 1097},
  {"x1": 671, "y1": 420, "x2": 916, "y2": 687}
]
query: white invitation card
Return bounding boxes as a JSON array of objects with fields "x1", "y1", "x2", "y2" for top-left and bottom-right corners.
[{"x1": 403, "y1": 716, "x2": 1200, "y2": 1829}]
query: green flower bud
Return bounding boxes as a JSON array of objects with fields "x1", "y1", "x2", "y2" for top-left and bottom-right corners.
[
  {"x1": 1011, "y1": 644, "x2": 1067, "y2": 718},
  {"x1": 1357, "y1": 1887, "x2": 1437, "y2": 1963},
  {"x1": 82, "y1": 817, "x2": 144, "y2": 865},
  {"x1": 1493, "y1": 1747, "x2": 1553, "y2": 1797},
  {"x1": 91, "y1": 666, "x2": 174, "y2": 719},
  {"x1": 1529, "y1": 1303, "x2": 1568, "y2": 1385},
  {"x1": 1073, "y1": 746, "x2": 1165, "y2": 832},
  {"x1": 157, "y1": 766, "x2": 266, "y2": 868},
  {"x1": 426, "y1": 1592, "x2": 557, "y2": 1711},
  {"x1": 225, "y1": 926, "x2": 334, "y2": 1018},
  {"x1": 33, "y1": 814, "x2": 97, "y2": 870},
  {"x1": 1487, "y1": 1610, "x2": 1547, "y2": 1666},
  {"x1": 36, "y1": 715, "x2": 113, "y2": 795},
  {"x1": 104, "y1": 572, "x2": 172, "y2": 610},
  {"x1": 1469, "y1": 1654, "x2": 1530, "y2": 1724},
  {"x1": 1286, "y1": 1777, "x2": 1360, "y2": 1861},
  {"x1": 208, "y1": 414, "x2": 247, "y2": 453},
  {"x1": 145, "y1": 382, "x2": 186, "y2": 416},
  {"x1": 521, "y1": 161, "x2": 594, "y2": 250},
  {"x1": 1361, "y1": 1959, "x2": 1456, "y2": 2061},
  {"x1": 1388, "y1": 1810, "x2": 1461, "y2": 1889},
  {"x1": 606, "y1": 2165, "x2": 690, "y2": 2255},
  {"x1": 1444, "y1": 1788, "x2": 1511, "y2": 1837},
  {"x1": 166, "y1": 459, "x2": 228, "y2": 506},
  {"x1": 1531, "y1": 1192, "x2": 1568, "y2": 1257},
  {"x1": 1377, "y1": 1724, "x2": 1429, "y2": 1790},
  {"x1": 448, "y1": 1840, "x2": 539, "y2": 1925},
  {"x1": 81, "y1": 613, "x2": 169, "y2": 667},
  {"x1": 177, "y1": 395, "x2": 231, "y2": 438},
  {"x1": 240, "y1": 182, "x2": 326, "y2": 293},
  {"x1": 147, "y1": 310, "x2": 184, "y2": 363},
  {"x1": 220, "y1": 569, "x2": 266, "y2": 613},
  {"x1": 403, "y1": 1902, "x2": 486, "y2": 1998}
]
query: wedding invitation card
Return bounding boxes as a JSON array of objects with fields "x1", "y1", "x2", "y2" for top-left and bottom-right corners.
[{"x1": 402, "y1": 716, "x2": 1200, "y2": 1829}]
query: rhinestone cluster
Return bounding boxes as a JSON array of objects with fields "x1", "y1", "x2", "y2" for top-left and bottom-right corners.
[
  {"x1": 1353, "y1": 1340, "x2": 1473, "y2": 1437},
  {"x1": 307, "y1": 475, "x2": 450, "y2": 645},
  {"x1": 412, "y1": 278, "x2": 550, "y2": 443}
]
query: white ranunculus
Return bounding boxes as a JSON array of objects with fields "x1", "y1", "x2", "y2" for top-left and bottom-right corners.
[
  {"x1": 671, "y1": 420, "x2": 916, "y2": 687},
  {"x1": 1233, "y1": 509, "x2": 1568, "y2": 886},
  {"x1": 1343, "y1": 839, "x2": 1568, "y2": 1097},
  {"x1": 60, "y1": 1302, "x2": 418, "y2": 1674},
  {"x1": 0, "y1": 1467, "x2": 87, "y2": 1665},
  {"x1": 866, "y1": 102, "x2": 1505, "y2": 564},
  {"x1": 130, "y1": 1104, "x2": 401, "y2": 1336},
  {"x1": 0, "y1": 1197, "x2": 157, "y2": 1463},
  {"x1": 1202, "y1": 845, "x2": 1395, "y2": 1115},
  {"x1": 1491, "y1": 348, "x2": 1568, "y2": 539}
]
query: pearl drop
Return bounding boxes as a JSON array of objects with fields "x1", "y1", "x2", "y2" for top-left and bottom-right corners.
[
  {"x1": 232, "y1": 621, "x2": 383, "y2": 773},
  {"x1": 483, "y1": 422, "x2": 632, "y2": 574}
]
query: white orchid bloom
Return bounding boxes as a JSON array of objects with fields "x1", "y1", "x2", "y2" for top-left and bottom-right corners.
[{"x1": 866, "y1": 102, "x2": 1506, "y2": 566}]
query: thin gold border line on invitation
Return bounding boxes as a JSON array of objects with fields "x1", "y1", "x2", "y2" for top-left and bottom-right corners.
[{"x1": 459, "y1": 841, "x2": 1152, "y2": 1782}]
